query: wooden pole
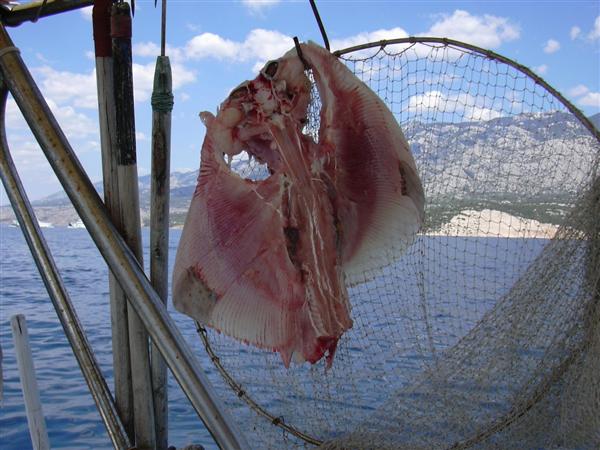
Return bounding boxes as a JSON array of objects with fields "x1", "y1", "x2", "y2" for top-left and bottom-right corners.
[
  {"x1": 150, "y1": 53, "x2": 173, "y2": 450},
  {"x1": 10, "y1": 315, "x2": 50, "y2": 450},
  {"x1": 150, "y1": 1, "x2": 173, "y2": 446},
  {"x1": 111, "y1": 3, "x2": 157, "y2": 449},
  {"x1": 93, "y1": 0, "x2": 134, "y2": 441}
]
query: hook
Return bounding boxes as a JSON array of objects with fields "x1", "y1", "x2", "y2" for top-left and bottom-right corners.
[{"x1": 293, "y1": 37, "x2": 310, "y2": 71}]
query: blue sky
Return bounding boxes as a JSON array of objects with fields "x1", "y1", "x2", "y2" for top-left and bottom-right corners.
[{"x1": 1, "y1": 0, "x2": 599, "y2": 201}]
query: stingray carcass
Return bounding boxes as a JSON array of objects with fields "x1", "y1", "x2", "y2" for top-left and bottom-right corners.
[{"x1": 173, "y1": 42, "x2": 424, "y2": 367}]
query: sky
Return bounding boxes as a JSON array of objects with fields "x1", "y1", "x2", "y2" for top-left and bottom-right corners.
[{"x1": 1, "y1": 0, "x2": 599, "y2": 202}]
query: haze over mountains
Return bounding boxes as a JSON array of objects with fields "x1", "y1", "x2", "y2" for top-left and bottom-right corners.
[{"x1": 2, "y1": 111, "x2": 598, "y2": 229}]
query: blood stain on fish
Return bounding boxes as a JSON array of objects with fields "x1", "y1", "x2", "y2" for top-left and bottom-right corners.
[{"x1": 172, "y1": 41, "x2": 424, "y2": 367}]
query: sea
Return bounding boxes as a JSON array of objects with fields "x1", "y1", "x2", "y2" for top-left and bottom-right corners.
[
  {"x1": 0, "y1": 224, "x2": 553, "y2": 449},
  {"x1": 0, "y1": 225, "x2": 222, "y2": 450}
]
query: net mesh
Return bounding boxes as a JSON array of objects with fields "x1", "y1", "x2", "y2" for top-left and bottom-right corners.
[{"x1": 195, "y1": 40, "x2": 600, "y2": 449}]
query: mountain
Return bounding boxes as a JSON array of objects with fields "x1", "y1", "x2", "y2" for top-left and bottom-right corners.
[
  {"x1": 405, "y1": 111, "x2": 599, "y2": 228},
  {"x1": 2, "y1": 111, "x2": 598, "y2": 229},
  {"x1": 590, "y1": 112, "x2": 600, "y2": 130}
]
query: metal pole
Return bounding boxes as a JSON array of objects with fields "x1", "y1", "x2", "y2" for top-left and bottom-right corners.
[
  {"x1": 0, "y1": 24, "x2": 250, "y2": 450},
  {"x1": 0, "y1": 82, "x2": 132, "y2": 450},
  {"x1": 150, "y1": 55, "x2": 173, "y2": 450},
  {"x1": 93, "y1": 0, "x2": 135, "y2": 440},
  {"x1": 110, "y1": 3, "x2": 156, "y2": 448}
]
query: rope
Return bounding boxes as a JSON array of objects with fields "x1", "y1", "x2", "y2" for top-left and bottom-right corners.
[
  {"x1": 0, "y1": 46, "x2": 20, "y2": 59},
  {"x1": 151, "y1": 55, "x2": 173, "y2": 113},
  {"x1": 151, "y1": 91, "x2": 174, "y2": 113}
]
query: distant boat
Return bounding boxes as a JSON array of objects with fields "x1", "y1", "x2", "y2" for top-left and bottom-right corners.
[
  {"x1": 10, "y1": 220, "x2": 54, "y2": 228},
  {"x1": 67, "y1": 219, "x2": 86, "y2": 229}
]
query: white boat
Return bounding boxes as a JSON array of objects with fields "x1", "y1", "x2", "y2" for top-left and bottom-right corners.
[
  {"x1": 10, "y1": 220, "x2": 53, "y2": 228},
  {"x1": 67, "y1": 219, "x2": 86, "y2": 229}
]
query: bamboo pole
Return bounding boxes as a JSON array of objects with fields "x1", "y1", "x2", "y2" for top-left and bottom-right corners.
[
  {"x1": 92, "y1": 0, "x2": 135, "y2": 441},
  {"x1": 111, "y1": 3, "x2": 156, "y2": 449},
  {"x1": 0, "y1": 24, "x2": 249, "y2": 450},
  {"x1": 0, "y1": 78, "x2": 132, "y2": 450},
  {"x1": 10, "y1": 315, "x2": 50, "y2": 450},
  {"x1": 150, "y1": 54, "x2": 173, "y2": 450}
]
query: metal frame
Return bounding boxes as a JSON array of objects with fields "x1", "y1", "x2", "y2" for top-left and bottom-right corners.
[{"x1": 0, "y1": 22, "x2": 249, "y2": 450}]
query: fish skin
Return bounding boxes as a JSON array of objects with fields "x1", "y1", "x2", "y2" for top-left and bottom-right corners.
[
  {"x1": 173, "y1": 42, "x2": 423, "y2": 366},
  {"x1": 300, "y1": 42, "x2": 425, "y2": 284}
]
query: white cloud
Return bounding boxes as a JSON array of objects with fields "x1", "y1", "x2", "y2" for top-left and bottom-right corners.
[
  {"x1": 183, "y1": 29, "x2": 292, "y2": 66},
  {"x1": 6, "y1": 96, "x2": 97, "y2": 158},
  {"x1": 407, "y1": 90, "x2": 502, "y2": 121},
  {"x1": 408, "y1": 90, "x2": 445, "y2": 112},
  {"x1": 589, "y1": 16, "x2": 600, "y2": 40},
  {"x1": 46, "y1": 99, "x2": 97, "y2": 140},
  {"x1": 34, "y1": 66, "x2": 98, "y2": 109},
  {"x1": 6, "y1": 97, "x2": 27, "y2": 130},
  {"x1": 134, "y1": 42, "x2": 162, "y2": 58},
  {"x1": 132, "y1": 61, "x2": 196, "y2": 102},
  {"x1": 570, "y1": 26, "x2": 581, "y2": 40},
  {"x1": 136, "y1": 132, "x2": 148, "y2": 142},
  {"x1": 133, "y1": 42, "x2": 185, "y2": 61},
  {"x1": 543, "y1": 39, "x2": 560, "y2": 54},
  {"x1": 185, "y1": 32, "x2": 240, "y2": 60},
  {"x1": 243, "y1": 29, "x2": 293, "y2": 62},
  {"x1": 242, "y1": 0, "x2": 280, "y2": 12},
  {"x1": 330, "y1": 27, "x2": 409, "y2": 52},
  {"x1": 567, "y1": 84, "x2": 600, "y2": 108},
  {"x1": 186, "y1": 23, "x2": 202, "y2": 33},
  {"x1": 568, "y1": 84, "x2": 589, "y2": 97},
  {"x1": 6, "y1": 137, "x2": 49, "y2": 170},
  {"x1": 80, "y1": 6, "x2": 92, "y2": 21},
  {"x1": 578, "y1": 92, "x2": 600, "y2": 107},
  {"x1": 426, "y1": 10, "x2": 520, "y2": 48},
  {"x1": 534, "y1": 64, "x2": 548, "y2": 75}
]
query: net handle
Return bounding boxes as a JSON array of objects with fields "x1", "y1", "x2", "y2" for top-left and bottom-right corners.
[{"x1": 334, "y1": 36, "x2": 600, "y2": 144}]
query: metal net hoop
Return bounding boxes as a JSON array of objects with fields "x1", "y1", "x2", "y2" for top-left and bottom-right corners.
[{"x1": 195, "y1": 37, "x2": 600, "y2": 449}]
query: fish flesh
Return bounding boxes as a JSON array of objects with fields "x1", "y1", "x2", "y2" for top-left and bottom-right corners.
[{"x1": 172, "y1": 42, "x2": 424, "y2": 367}]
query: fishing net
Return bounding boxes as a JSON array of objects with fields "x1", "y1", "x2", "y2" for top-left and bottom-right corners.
[{"x1": 195, "y1": 39, "x2": 600, "y2": 449}]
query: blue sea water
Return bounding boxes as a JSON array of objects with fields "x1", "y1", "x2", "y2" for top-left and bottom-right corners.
[
  {"x1": 0, "y1": 225, "x2": 223, "y2": 450},
  {"x1": 0, "y1": 224, "x2": 552, "y2": 449}
]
